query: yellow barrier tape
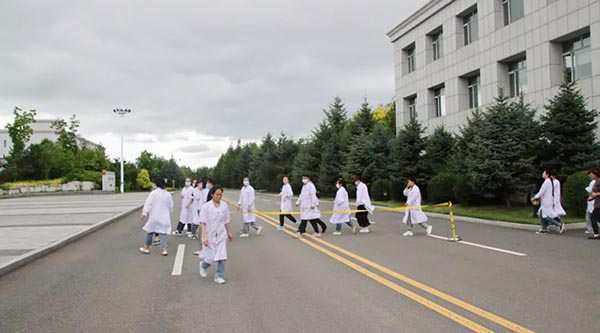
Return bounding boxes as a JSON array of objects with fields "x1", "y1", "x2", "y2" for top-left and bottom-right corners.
[{"x1": 241, "y1": 202, "x2": 452, "y2": 216}]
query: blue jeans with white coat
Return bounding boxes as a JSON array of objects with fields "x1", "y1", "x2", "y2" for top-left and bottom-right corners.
[{"x1": 201, "y1": 260, "x2": 226, "y2": 278}]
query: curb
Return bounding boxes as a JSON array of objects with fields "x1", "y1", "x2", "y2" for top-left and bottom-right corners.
[
  {"x1": 425, "y1": 212, "x2": 587, "y2": 231},
  {"x1": 0, "y1": 204, "x2": 143, "y2": 278}
]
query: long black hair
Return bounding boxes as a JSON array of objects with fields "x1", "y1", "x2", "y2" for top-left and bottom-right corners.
[{"x1": 544, "y1": 169, "x2": 555, "y2": 199}]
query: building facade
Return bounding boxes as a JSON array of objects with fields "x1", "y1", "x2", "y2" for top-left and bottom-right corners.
[
  {"x1": 387, "y1": 0, "x2": 600, "y2": 133},
  {"x1": 0, "y1": 119, "x2": 102, "y2": 158}
]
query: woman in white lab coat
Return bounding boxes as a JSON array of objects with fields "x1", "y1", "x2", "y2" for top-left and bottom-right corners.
[
  {"x1": 173, "y1": 178, "x2": 194, "y2": 236},
  {"x1": 329, "y1": 179, "x2": 357, "y2": 235},
  {"x1": 237, "y1": 177, "x2": 263, "y2": 237},
  {"x1": 139, "y1": 178, "x2": 174, "y2": 255},
  {"x1": 354, "y1": 176, "x2": 375, "y2": 233},
  {"x1": 295, "y1": 175, "x2": 327, "y2": 238},
  {"x1": 188, "y1": 179, "x2": 204, "y2": 239},
  {"x1": 199, "y1": 186, "x2": 233, "y2": 284},
  {"x1": 531, "y1": 169, "x2": 566, "y2": 234},
  {"x1": 402, "y1": 178, "x2": 432, "y2": 237},
  {"x1": 277, "y1": 177, "x2": 297, "y2": 231}
]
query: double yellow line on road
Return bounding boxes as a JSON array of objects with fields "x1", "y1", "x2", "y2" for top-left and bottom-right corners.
[{"x1": 223, "y1": 196, "x2": 534, "y2": 333}]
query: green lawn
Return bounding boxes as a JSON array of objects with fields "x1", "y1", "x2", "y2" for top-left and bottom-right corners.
[{"x1": 371, "y1": 200, "x2": 584, "y2": 225}]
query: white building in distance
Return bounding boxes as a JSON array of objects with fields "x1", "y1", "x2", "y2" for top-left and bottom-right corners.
[
  {"x1": 387, "y1": 0, "x2": 600, "y2": 133},
  {"x1": 0, "y1": 119, "x2": 102, "y2": 158}
]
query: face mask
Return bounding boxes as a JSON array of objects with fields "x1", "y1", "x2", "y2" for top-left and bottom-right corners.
[
  {"x1": 207, "y1": 184, "x2": 213, "y2": 189},
  {"x1": 243, "y1": 180, "x2": 250, "y2": 186},
  {"x1": 336, "y1": 184, "x2": 341, "y2": 189},
  {"x1": 302, "y1": 179, "x2": 309, "y2": 184},
  {"x1": 152, "y1": 184, "x2": 157, "y2": 189},
  {"x1": 355, "y1": 181, "x2": 360, "y2": 186},
  {"x1": 185, "y1": 182, "x2": 191, "y2": 187}
]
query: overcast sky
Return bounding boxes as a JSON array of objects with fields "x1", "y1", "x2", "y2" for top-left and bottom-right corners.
[{"x1": 0, "y1": 0, "x2": 427, "y2": 168}]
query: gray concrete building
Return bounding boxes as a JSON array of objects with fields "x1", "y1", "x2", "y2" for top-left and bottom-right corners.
[{"x1": 387, "y1": 0, "x2": 600, "y2": 133}]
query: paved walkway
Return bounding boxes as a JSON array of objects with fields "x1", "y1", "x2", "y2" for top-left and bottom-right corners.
[{"x1": 0, "y1": 193, "x2": 149, "y2": 267}]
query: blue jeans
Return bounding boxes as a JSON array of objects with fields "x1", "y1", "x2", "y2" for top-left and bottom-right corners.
[
  {"x1": 586, "y1": 211, "x2": 593, "y2": 232},
  {"x1": 541, "y1": 217, "x2": 562, "y2": 231},
  {"x1": 201, "y1": 260, "x2": 226, "y2": 278},
  {"x1": 145, "y1": 233, "x2": 167, "y2": 248},
  {"x1": 336, "y1": 222, "x2": 353, "y2": 231}
]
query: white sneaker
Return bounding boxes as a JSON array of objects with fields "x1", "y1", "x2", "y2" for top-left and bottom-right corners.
[
  {"x1": 186, "y1": 231, "x2": 192, "y2": 236},
  {"x1": 139, "y1": 247, "x2": 150, "y2": 254},
  {"x1": 193, "y1": 251, "x2": 201, "y2": 256},
  {"x1": 359, "y1": 228, "x2": 370, "y2": 233},
  {"x1": 426, "y1": 225, "x2": 433, "y2": 235},
  {"x1": 240, "y1": 233, "x2": 249, "y2": 238},
  {"x1": 256, "y1": 226, "x2": 263, "y2": 236},
  {"x1": 585, "y1": 230, "x2": 593, "y2": 234},
  {"x1": 161, "y1": 250, "x2": 168, "y2": 256},
  {"x1": 214, "y1": 277, "x2": 226, "y2": 284},
  {"x1": 199, "y1": 266, "x2": 207, "y2": 278},
  {"x1": 172, "y1": 230, "x2": 183, "y2": 236},
  {"x1": 295, "y1": 232, "x2": 302, "y2": 239},
  {"x1": 403, "y1": 230, "x2": 414, "y2": 237},
  {"x1": 313, "y1": 233, "x2": 322, "y2": 237}
]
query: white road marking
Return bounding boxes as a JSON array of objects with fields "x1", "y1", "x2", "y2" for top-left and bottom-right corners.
[
  {"x1": 171, "y1": 244, "x2": 186, "y2": 275},
  {"x1": 428, "y1": 234, "x2": 527, "y2": 257},
  {"x1": 262, "y1": 198, "x2": 270, "y2": 202}
]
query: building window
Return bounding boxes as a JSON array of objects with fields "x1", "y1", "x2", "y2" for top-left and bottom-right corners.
[
  {"x1": 502, "y1": 0, "x2": 524, "y2": 26},
  {"x1": 563, "y1": 34, "x2": 592, "y2": 82},
  {"x1": 405, "y1": 44, "x2": 416, "y2": 74},
  {"x1": 433, "y1": 86, "x2": 446, "y2": 118},
  {"x1": 431, "y1": 29, "x2": 443, "y2": 61},
  {"x1": 508, "y1": 57, "x2": 527, "y2": 97},
  {"x1": 463, "y1": 10, "x2": 478, "y2": 46},
  {"x1": 406, "y1": 96, "x2": 417, "y2": 119},
  {"x1": 467, "y1": 75, "x2": 481, "y2": 109}
]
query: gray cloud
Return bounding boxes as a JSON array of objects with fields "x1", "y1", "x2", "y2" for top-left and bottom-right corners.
[
  {"x1": 0, "y1": 0, "x2": 427, "y2": 167},
  {"x1": 177, "y1": 144, "x2": 211, "y2": 154}
]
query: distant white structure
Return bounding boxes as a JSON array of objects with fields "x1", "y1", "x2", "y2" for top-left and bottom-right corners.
[
  {"x1": 102, "y1": 171, "x2": 116, "y2": 192},
  {"x1": 0, "y1": 119, "x2": 102, "y2": 158}
]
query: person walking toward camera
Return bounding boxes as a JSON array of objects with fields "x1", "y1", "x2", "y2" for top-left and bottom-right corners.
[{"x1": 402, "y1": 178, "x2": 432, "y2": 236}]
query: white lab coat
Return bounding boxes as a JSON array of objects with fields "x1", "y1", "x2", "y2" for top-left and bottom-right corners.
[
  {"x1": 533, "y1": 178, "x2": 564, "y2": 219},
  {"x1": 330, "y1": 186, "x2": 351, "y2": 224},
  {"x1": 199, "y1": 200, "x2": 230, "y2": 264},
  {"x1": 179, "y1": 186, "x2": 195, "y2": 224},
  {"x1": 355, "y1": 182, "x2": 375, "y2": 213},
  {"x1": 297, "y1": 182, "x2": 321, "y2": 220},
  {"x1": 202, "y1": 188, "x2": 211, "y2": 203},
  {"x1": 191, "y1": 187, "x2": 204, "y2": 225},
  {"x1": 402, "y1": 185, "x2": 428, "y2": 224},
  {"x1": 586, "y1": 180, "x2": 596, "y2": 213},
  {"x1": 280, "y1": 184, "x2": 294, "y2": 212},
  {"x1": 238, "y1": 185, "x2": 256, "y2": 223},
  {"x1": 142, "y1": 188, "x2": 174, "y2": 234}
]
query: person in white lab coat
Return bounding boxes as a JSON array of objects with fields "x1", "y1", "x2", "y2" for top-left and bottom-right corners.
[
  {"x1": 277, "y1": 177, "x2": 297, "y2": 231},
  {"x1": 139, "y1": 178, "x2": 174, "y2": 256},
  {"x1": 188, "y1": 179, "x2": 204, "y2": 240},
  {"x1": 329, "y1": 179, "x2": 357, "y2": 236},
  {"x1": 194, "y1": 179, "x2": 215, "y2": 257},
  {"x1": 402, "y1": 178, "x2": 432, "y2": 237},
  {"x1": 354, "y1": 176, "x2": 374, "y2": 233},
  {"x1": 173, "y1": 178, "x2": 194, "y2": 236},
  {"x1": 199, "y1": 185, "x2": 233, "y2": 284},
  {"x1": 585, "y1": 175, "x2": 596, "y2": 234},
  {"x1": 237, "y1": 177, "x2": 263, "y2": 237},
  {"x1": 295, "y1": 175, "x2": 327, "y2": 238},
  {"x1": 532, "y1": 169, "x2": 566, "y2": 234}
]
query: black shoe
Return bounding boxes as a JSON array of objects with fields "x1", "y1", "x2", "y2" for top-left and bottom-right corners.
[{"x1": 322, "y1": 226, "x2": 327, "y2": 234}]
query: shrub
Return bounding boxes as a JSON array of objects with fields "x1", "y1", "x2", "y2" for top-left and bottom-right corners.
[
  {"x1": 136, "y1": 169, "x2": 152, "y2": 190},
  {"x1": 563, "y1": 170, "x2": 591, "y2": 217},
  {"x1": 371, "y1": 179, "x2": 392, "y2": 201},
  {"x1": 389, "y1": 180, "x2": 405, "y2": 201},
  {"x1": 427, "y1": 172, "x2": 460, "y2": 204},
  {"x1": 0, "y1": 178, "x2": 63, "y2": 190},
  {"x1": 63, "y1": 169, "x2": 102, "y2": 186}
]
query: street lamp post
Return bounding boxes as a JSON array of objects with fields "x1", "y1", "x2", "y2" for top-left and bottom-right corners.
[{"x1": 113, "y1": 108, "x2": 131, "y2": 193}]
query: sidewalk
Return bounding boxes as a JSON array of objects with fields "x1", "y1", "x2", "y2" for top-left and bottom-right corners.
[{"x1": 0, "y1": 192, "x2": 149, "y2": 277}]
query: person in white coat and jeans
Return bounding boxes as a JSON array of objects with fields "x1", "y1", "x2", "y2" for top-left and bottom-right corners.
[
  {"x1": 354, "y1": 176, "x2": 374, "y2": 233},
  {"x1": 237, "y1": 177, "x2": 263, "y2": 237},
  {"x1": 585, "y1": 175, "x2": 596, "y2": 234},
  {"x1": 139, "y1": 178, "x2": 174, "y2": 256},
  {"x1": 330, "y1": 179, "x2": 357, "y2": 236},
  {"x1": 532, "y1": 169, "x2": 566, "y2": 235},
  {"x1": 402, "y1": 178, "x2": 432, "y2": 236}
]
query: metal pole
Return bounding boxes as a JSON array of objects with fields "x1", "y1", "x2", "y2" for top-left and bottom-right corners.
[{"x1": 120, "y1": 114, "x2": 124, "y2": 193}]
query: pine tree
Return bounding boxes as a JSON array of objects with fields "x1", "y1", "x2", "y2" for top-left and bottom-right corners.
[
  {"x1": 342, "y1": 130, "x2": 375, "y2": 186},
  {"x1": 367, "y1": 124, "x2": 391, "y2": 182},
  {"x1": 423, "y1": 125, "x2": 455, "y2": 177},
  {"x1": 540, "y1": 81, "x2": 599, "y2": 178},
  {"x1": 319, "y1": 132, "x2": 346, "y2": 195},
  {"x1": 390, "y1": 117, "x2": 427, "y2": 184}
]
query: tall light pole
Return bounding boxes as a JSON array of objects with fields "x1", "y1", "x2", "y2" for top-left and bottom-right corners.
[{"x1": 113, "y1": 108, "x2": 131, "y2": 193}]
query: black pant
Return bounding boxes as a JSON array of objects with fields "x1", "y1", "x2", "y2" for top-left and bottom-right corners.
[
  {"x1": 356, "y1": 205, "x2": 370, "y2": 227},
  {"x1": 298, "y1": 219, "x2": 326, "y2": 234},
  {"x1": 176, "y1": 222, "x2": 192, "y2": 232},
  {"x1": 591, "y1": 208, "x2": 600, "y2": 235},
  {"x1": 280, "y1": 214, "x2": 297, "y2": 226}
]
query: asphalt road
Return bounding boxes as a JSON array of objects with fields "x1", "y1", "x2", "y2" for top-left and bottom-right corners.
[{"x1": 1, "y1": 190, "x2": 599, "y2": 333}]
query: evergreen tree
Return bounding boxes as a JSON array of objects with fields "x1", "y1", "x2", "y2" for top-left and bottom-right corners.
[
  {"x1": 540, "y1": 81, "x2": 599, "y2": 177},
  {"x1": 2, "y1": 107, "x2": 37, "y2": 181},
  {"x1": 423, "y1": 125, "x2": 455, "y2": 177},
  {"x1": 318, "y1": 132, "x2": 346, "y2": 195},
  {"x1": 367, "y1": 124, "x2": 391, "y2": 182},
  {"x1": 342, "y1": 130, "x2": 375, "y2": 186},
  {"x1": 390, "y1": 117, "x2": 427, "y2": 186},
  {"x1": 345, "y1": 98, "x2": 375, "y2": 138},
  {"x1": 251, "y1": 133, "x2": 280, "y2": 191},
  {"x1": 292, "y1": 140, "x2": 320, "y2": 189}
]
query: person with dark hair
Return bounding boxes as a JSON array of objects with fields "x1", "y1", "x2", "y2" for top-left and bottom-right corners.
[
  {"x1": 353, "y1": 176, "x2": 374, "y2": 233},
  {"x1": 586, "y1": 168, "x2": 600, "y2": 239},
  {"x1": 402, "y1": 178, "x2": 432, "y2": 236},
  {"x1": 277, "y1": 177, "x2": 297, "y2": 231},
  {"x1": 139, "y1": 177, "x2": 174, "y2": 256},
  {"x1": 188, "y1": 179, "x2": 204, "y2": 240},
  {"x1": 295, "y1": 175, "x2": 327, "y2": 238},
  {"x1": 173, "y1": 178, "x2": 194, "y2": 236},
  {"x1": 585, "y1": 171, "x2": 597, "y2": 234},
  {"x1": 532, "y1": 169, "x2": 566, "y2": 235},
  {"x1": 329, "y1": 179, "x2": 357, "y2": 236},
  {"x1": 204, "y1": 179, "x2": 214, "y2": 202},
  {"x1": 199, "y1": 186, "x2": 233, "y2": 284},
  {"x1": 237, "y1": 177, "x2": 263, "y2": 237}
]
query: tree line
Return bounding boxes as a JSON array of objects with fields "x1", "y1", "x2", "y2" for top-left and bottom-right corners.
[{"x1": 211, "y1": 82, "x2": 599, "y2": 216}]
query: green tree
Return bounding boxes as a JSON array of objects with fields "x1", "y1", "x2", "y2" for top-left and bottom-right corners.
[
  {"x1": 136, "y1": 168, "x2": 152, "y2": 190},
  {"x1": 345, "y1": 98, "x2": 375, "y2": 139},
  {"x1": 136, "y1": 150, "x2": 161, "y2": 176},
  {"x1": 319, "y1": 132, "x2": 346, "y2": 195},
  {"x1": 423, "y1": 125, "x2": 455, "y2": 177},
  {"x1": 373, "y1": 102, "x2": 396, "y2": 137},
  {"x1": 159, "y1": 158, "x2": 184, "y2": 187},
  {"x1": 2, "y1": 107, "x2": 37, "y2": 181},
  {"x1": 292, "y1": 140, "x2": 320, "y2": 189},
  {"x1": 52, "y1": 115, "x2": 80, "y2": 154},
  {"x1": 367, "y1": 124, "x2": 391, "y2": 182},
  {"x1": 540, "y1": 81, "x2": 599, "y2": 178},
  {"x1": 251, "y1": 133, "x2": 280, "y2": 191},
  {"x1": 343, "y1": 130, "x2": 375, "y2": 186},
  {"x1": 390, "y1": 117, "x2": 428, "y2": 195}
]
